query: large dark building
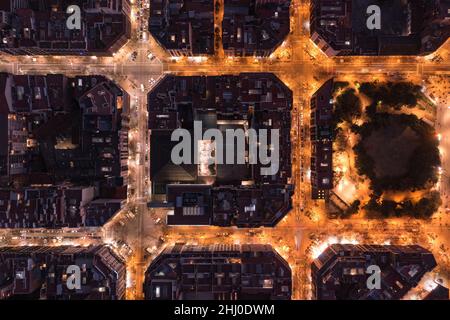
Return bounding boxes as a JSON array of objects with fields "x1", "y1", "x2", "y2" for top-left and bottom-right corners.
[
  {"x1": 222, "y1": 0, "x2": 291, "y2": 57},
  {"x1": 148, "y1": 0, "x2": 215, "y2": 56},
  {"x1": 310, "y1": 79, "x2": 333, "y2": 200},
  {"x1": 0, "y1": 0, "x2": 131, "y2": 55},
  {"x1": 0, "y1": 73, "x2": 129, "y2": 228},
  {"x1": 311, "y1": 244, "x2": 438, "y2": 300},
  {"x1": 0, "y1": 245, "x2": 126, "y2": 300},
  {"x1": 310, "y1": 0, "x2": 450, "y2": 56},
  {"x1": 148, "y1": 73, "x2": 293, "y2": 228},
  {"x1": 144, "y1": 244, "x2": 292, "y2": 300}
]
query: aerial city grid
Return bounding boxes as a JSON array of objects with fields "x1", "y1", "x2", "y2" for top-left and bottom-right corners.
[{"x1": 0, "y1": 0, "x2": 449, "y2": 304}]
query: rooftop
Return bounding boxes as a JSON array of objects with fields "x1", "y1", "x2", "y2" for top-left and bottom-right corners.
[
  {"x1": 148, "y1": 0, "x2": 215, "y2": 56},
  {"x1": 0, "y1": 245, "x2": 126, "y2": 300},
  {"x1": 310, "y1": 78, "x2": 334, "y2": 199},
  {"x1": 311, "y1": 244, "x2": 438, "y2": 300},
  {"x1": 144, "y1": 244, "x2": 292, "y2": 300},
  {"x1": 222, "y1": 0, "x2": 291, "y2": 57},
  {"x1": 148, "y1": 73, "x2": 293, "y2": 227},
  {"x1": 0, "y1": 0, "x2": 131, "y2": 55},
  {"x1": 0, "y1": 73, "x2": 129, "y2": 228},
  {"x1": 310, "y1": 0, "x2": 450, "y2": 56}
]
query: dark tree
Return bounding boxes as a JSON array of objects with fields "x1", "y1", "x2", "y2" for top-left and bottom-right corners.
[{"x1": 334, "y1": 88, "x2": 362, "y2": 123}]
